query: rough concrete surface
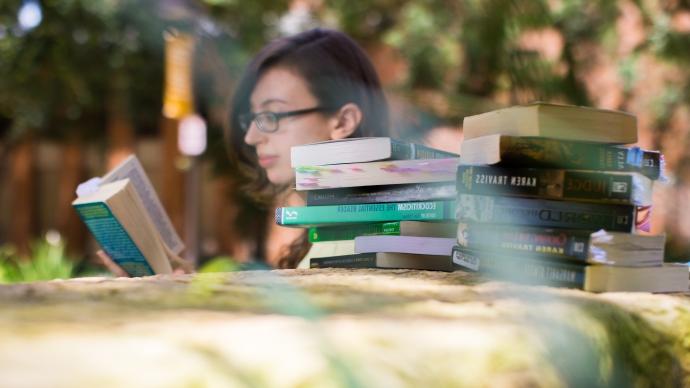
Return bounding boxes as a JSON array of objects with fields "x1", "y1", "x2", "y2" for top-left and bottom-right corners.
[{"x1": 0, "y1": 268, "x2": 688, "y2": 388}]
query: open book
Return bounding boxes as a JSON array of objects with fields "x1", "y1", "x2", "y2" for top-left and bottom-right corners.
[{"x1": 72, "y1": 155, "x2": 184, "y2": 277}]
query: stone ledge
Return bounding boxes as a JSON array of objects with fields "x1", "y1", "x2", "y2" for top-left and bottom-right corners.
[{"x1": 1, "y1": 269, "x2": 688, "y2": 387}]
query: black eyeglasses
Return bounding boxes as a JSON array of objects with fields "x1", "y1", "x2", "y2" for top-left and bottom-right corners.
[{"x1": 239, "y1": 106, "x2": 332, "y2": 133}]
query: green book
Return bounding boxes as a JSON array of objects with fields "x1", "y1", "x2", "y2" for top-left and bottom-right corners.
[
  {"x1": 457, "y1": 166, "x2": 653, "y2": 205},
  {"x1": 275, "y1": 201, "x2": 456, "y2": 227},
  {"x1": 308, "y1": 221, "x2": 458, "y2": 242},
  {"x1": 460, "y1": 135, "x2": 662, "y2": 180}
]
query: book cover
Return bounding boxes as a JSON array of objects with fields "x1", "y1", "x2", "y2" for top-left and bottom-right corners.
[
  {"x1": 456, "y1": 194, "x2": 637, "y2": 232},
  {"x1": 354, "y1": 235, "x2": 456, "y2": 256},
  {"x1": 462, "y1": 102, "x2": 637, "y2": 144},
  {"x1": 72, "y1": 179, "x2": 173, "y2": 276},
  {"x1": 310, "y1": 252, "x2": 454, "y2": 272},
  {"x1": 276, "y1": 200, "x2": 456, "y2": 227},
  {"x1": 73, "y1": 202, "x2": 156, "y2": 277},
  {"x1": 295, "y1": 158, "x2": 460, "y2": 190},
  {"x1": 460, "y1": 135, "x2": 662, "y2": 180},
  {"x1": 291, "y1": 137, "x2": 458, "y2": 167},
  {"x1": 456, "y1": 223, "x2": 664, "y2": 266},
  {"x1": 304, "y1": 181, "x2": 457, "y2": 206},
  {"x1": 456, "y1": 166, "x2": 652, "y2": 206}
]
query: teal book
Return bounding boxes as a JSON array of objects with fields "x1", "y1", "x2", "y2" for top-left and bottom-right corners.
[
  {"x1": 276, "y1": 201, "x2": 456, "y2": 227},
  {"x1": 72, "y1": 179, "x2": 173, "y2": 276}
]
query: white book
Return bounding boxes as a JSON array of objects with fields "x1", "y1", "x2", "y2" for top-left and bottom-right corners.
[{"x1": 290, "y1": 137, "x2": 458, "y2": 167}]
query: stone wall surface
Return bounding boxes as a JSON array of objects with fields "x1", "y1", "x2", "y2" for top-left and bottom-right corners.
[{"x1": 0, "y1": 268, "x2": 689, "y2": 388}]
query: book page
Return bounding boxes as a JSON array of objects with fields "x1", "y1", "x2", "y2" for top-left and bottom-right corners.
[{"x1": 102, "y1": 155, "x2": 184, "y2": 254}]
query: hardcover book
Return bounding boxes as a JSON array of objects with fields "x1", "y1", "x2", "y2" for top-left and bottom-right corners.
[
  {"x1": 303, "y1": 181, "x2": 457, "y2": 206},
  {"x1": 456, "y1": 223, "x2": 665, "y2": 266},
  {"x1": 308, "y1": 221, "x2": 457, "y2": 242},
  {"x1": 310, "y1": 252, "x2": 454, "y2": 272},
  {"x1": 462, "y1": 102, "x2": 637, "y2": 144},
  {"x1": 452, "y1": 247, "x2": 689, "y2": 293},
  {"x1": 456, "y1": 194, "x2": 637, "y2": 232},
  {"x1": 72, "y1": 179, "x2": 173, "y2": 277},
  {"x1": 276, "y1": 200, "x2": 456, "y2": 227},
  {"x1": 460, "y1": 135, "x2": 662, "y2": 180},
  {"x1": 354, "y1": 235, "x2": 456, "y2": 256},
  {"x1": 291, "y1": 137, "x2": 458, "y2": 167},
  {"x1": 456, "y1": 166, "x2": 653, "y2": 206},
  {"x1": 295, "y1": 158, "x2": 460, "y2": 191}
]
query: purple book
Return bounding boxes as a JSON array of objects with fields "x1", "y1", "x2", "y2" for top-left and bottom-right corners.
[{"x1": 354, "y1": 235, "x2": 456, "y2": 256}]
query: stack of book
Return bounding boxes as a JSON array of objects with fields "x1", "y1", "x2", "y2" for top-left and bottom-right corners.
[
  {"x1": 452, "y1": 102, "x2": 689, "y2": 292},
  {"x1": 276, "y1": 137, "x2": 461, "y2": 271}
]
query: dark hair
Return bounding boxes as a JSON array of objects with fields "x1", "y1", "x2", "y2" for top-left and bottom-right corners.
[{"x1": 226, "y1": 28, "x2": 390, "y2": 268}]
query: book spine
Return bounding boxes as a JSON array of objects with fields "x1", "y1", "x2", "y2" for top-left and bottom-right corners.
[
  {"x1": 500, "y1": 137, "x2": 662, "y2": 180},
  {"x1": 456, "y1": 223, "x2": 592, "y2": 261},
  {"x1": 390, "y1": 139, "x2": 458, "y2": 160},
  {"x1": 452, "y1": 247, "x2": 586, "y2": 289},
  {"x1": 456, "y1": 194, "x2": 636, "y2": 232},
  {"x1": 276, "y1": 200, "x2": 456, "y2": 227},
  {"x1": 310, "y1": 253, "x2": 378, "y2": 268},
  {"x1": 73, "y1": 202, "x2": 155, "y2": 277},
  {"x1": 456, "y1": 166, "x2": 644, "y2": 205},
  {"x1": 308, "y1": 222, "x2": 401, "y2": 242},
  {"x1": 305, "y1": 182, "x2": 457, "y2": 206}
]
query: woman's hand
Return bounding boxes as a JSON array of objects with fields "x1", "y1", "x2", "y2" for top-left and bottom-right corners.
[{"x1": 95, "y1": 250, "x2": 194, "y2": 277}]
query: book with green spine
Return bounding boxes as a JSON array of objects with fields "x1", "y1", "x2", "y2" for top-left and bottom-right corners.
[
  {"x1": 276, "y1": 201, "x2": 456, "y2": 227},
  {"x1": 460, "y1": 135, "x2": 662, "y2": 180},
  {"x1": 308, "y1": 221, "x2": 457, "y2": 242},
  {"x1": 456, "y1": 166, "x2": 652, "y2": 205}
]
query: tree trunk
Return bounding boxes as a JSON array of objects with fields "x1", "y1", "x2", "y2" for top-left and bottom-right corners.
[
  {"x1": 161, "y1": 116, "x2": 185, "y2": 237},
  {"x1": 8, "y1": 140, "x2": 35, "y2": 256},
  {"x1": 105, "y1": 89, "x2": 135, "y2": 171},
  {"x1": 54, "y1": 140, "x2": 86, "y2": 256}
]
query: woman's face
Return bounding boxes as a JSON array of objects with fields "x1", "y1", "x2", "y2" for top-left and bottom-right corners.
[{"x1": 244, "y1": 66, "x2": 334, "y2": 186}]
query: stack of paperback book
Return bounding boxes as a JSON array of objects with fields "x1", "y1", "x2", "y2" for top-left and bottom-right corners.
[
  {"x1": 452, "y1": 102, "x2": 689, "y2": 292},
  {"x1": 276, "y1": 137, "x2": 461, "y2": 271}
]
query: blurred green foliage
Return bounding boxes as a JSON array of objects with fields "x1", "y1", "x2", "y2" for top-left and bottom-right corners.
[
  {"x1": 0, "y1": 238, "x2": 74, "y2": 283},
  {"x1": 2, "y1": 0, "x2": 689, "y2": 144}
]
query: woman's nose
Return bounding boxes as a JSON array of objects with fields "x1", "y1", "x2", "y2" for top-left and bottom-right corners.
[{"x1": 243, "y1": 121, "x2": 266, "y2": 146}]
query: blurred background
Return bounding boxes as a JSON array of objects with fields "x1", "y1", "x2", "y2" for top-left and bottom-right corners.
[{"x1": 1, "y1": 0, "x2": 689, "y2": 280}]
